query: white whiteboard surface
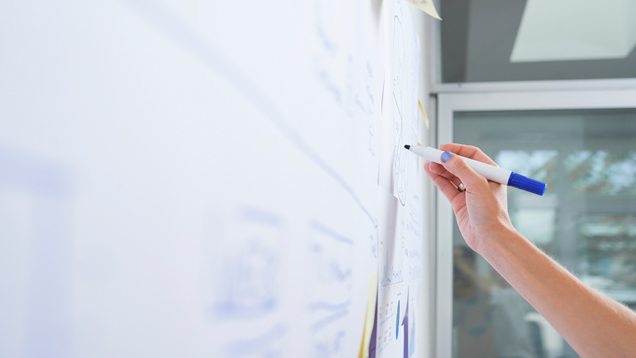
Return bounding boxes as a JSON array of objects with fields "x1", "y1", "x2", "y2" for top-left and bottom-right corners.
[{"x1": 0, "y1": 0, "x2": 426, "y2": 357}]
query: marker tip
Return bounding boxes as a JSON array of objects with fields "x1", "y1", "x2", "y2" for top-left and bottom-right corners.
[{"x1": 404, "y1": 144, "x2": 411, "y2": 150}]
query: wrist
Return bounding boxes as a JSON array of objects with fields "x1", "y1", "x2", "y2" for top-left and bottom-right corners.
[{"x1": 476, "y1": 223, "x2": 522, "y2": 260}]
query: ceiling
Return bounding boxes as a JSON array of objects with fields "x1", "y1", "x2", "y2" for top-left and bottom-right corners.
[{"x1": 440, "y1": 0, "x2": 636, "y2": 82}]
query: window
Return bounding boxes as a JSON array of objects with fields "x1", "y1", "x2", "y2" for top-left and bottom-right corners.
[{"x1": 449, "y1": 109, "x2": 636, "y2": 358}]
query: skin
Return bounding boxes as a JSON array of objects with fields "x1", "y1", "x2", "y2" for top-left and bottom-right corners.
[{"x1": 425, "y1": 143, "x2": 636, "y2": 358}]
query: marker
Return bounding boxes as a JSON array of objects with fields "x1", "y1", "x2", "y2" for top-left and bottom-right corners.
[{"x1": 404, "y1": 145, "x2": 546, "y2": 196}]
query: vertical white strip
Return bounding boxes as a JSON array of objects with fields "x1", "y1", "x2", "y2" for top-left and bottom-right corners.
[{"x1": 435, "y1": 93, "x2": 454, "y2": 358}]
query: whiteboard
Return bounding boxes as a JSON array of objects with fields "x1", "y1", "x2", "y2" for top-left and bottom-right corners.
[{"x1": 0, "y1": 0, "x2": 425, "y2": 357}]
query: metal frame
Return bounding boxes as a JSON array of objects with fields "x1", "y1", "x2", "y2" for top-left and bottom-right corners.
[
  {"x1": 434, "y1": 88, "x2": 636, "y2": 358},
  {"x1": 432, "y1": 78, "x2": 636, "y2": 94}
]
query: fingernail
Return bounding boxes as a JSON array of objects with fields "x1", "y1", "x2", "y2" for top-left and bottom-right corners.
[{"x1": 441, "y1": 151, "x2": 453, "y2": 163}]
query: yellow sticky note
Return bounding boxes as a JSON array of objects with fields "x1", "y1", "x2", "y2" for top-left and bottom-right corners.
[
  {"x1": 405, "y1": 0, "x2": 441, "y2": 20},
  {"x1": 418, "y1": 99, "x2": 430, "y2": 129},
  {"x1": 358, "y1": 274, "x2": 378, "y2": 358}
]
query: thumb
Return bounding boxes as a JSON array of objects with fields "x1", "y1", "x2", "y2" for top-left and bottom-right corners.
[{"x1": 440, "y1": 151, "x2": 487, "y2": 189}]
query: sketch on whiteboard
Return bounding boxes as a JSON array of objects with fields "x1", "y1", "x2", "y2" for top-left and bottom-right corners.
[
  {"x1": 379, "y1": 0, "x2": 419, "y2": 209},
  {"x1": 311, "y1": 0, "x2": 383, "y2": 219},
  {"x1": 363, "y1": 60, "x2": 379, "y2": 159},
  {"x1": 223, "y1": 324, "x2": 287, "y2": 358},
  {"x1": 306, "y1": 220, "x2": 354, "y2": 358},
  {"x1": 203, "y1": 206, "x2": 290, "y2": 357},
  {"x1": 210, "y1": 207, "x2": 284, "y2": 321},
  {"x1": 392, "y1": 15, "x2": 408, "y2": 206},
  {"x1": 377, "y1": 1, "x2": 423, "y2": 357}
]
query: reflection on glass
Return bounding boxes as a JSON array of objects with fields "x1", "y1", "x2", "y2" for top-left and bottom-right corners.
[
  {"x1": 511, "y1": 209, "x2": 557, "y2": 246},
  {"x1": 496, "y1": 151, "x2": 558, "y2": 195},
  {"x1": 453, "y1": 109, "x2": 636, "y2": 358},
  {"x1": 578, "y1": 215, "x2": 636, "y2": 301},
  {"x1": 453, "y1": 247, "x2": 497, "y2": 357},
  {"x1": 566, "y1": 151, "x2": 636, "y2": 194},
  {"x1": 453, "y1": 247, "x2": 540, "y2": 358}
]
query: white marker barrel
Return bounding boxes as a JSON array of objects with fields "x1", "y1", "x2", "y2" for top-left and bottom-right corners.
[{"x1": 416, "y1": 146, "x2": 512, "y2": 184}]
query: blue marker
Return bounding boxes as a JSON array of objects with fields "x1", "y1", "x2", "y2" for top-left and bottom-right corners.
[
  {"x1": 396, "y1": 300, "x2": 400, "y2": 339},
  {"x1": 404, "y1": 146, "x2": 547, "y2": 196}
]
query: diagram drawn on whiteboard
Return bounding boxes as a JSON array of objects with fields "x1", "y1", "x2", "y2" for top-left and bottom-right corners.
[{"x1": 392, "y1": 15, "x2": 407, "y2": 207}]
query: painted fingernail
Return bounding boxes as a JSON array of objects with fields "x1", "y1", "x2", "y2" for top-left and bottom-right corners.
[{"x1": 441, "y1": 151, "x2": 453, "y2": 163}]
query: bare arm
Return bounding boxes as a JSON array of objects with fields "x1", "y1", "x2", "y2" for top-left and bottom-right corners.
[{"x1": 425, "y1": 143, "x2": 636, "y2": 358}]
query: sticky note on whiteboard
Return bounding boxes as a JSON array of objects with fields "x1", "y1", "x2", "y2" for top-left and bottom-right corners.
[
  {"x1": 418, "y1": 99, "x2": 430, "y2": 129},
  {"x1": 404, "y1": 0, "x2": 442, "y2": 20}
]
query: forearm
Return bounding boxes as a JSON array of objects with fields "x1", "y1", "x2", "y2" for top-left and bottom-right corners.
[{"x1": 480, "y1": 228, "x2": 636, "y2": 357}]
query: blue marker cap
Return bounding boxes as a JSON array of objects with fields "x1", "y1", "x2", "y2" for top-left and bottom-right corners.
[{"x1": 507, "y1": 172, "x2": 547, "y2": 196}]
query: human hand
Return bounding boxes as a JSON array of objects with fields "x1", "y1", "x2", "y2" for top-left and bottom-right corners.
[{"x1": 424, "y1": 143, "x2": 515, "y2": 254}]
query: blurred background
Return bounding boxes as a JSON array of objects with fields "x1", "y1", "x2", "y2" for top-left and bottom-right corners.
[{"x1": 436, "y1": 1, "x2": 636, "y2": 357}]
